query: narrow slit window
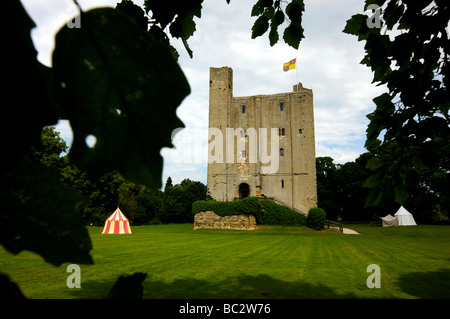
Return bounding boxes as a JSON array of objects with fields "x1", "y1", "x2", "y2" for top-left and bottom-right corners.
[
  {"x1": 242, "y1": 105, "x2": 246, "y2": 114},
  {"x1": 281, "y1": 128, "x2": 285, "y2": 136},
  {"x1": 281, "y1": 180, "x2": 284, "y2": 188},
  {"x1": 280, "y1": 103, "x2": 284, "y2": 111},
  {"x1": 299, "y1": 129, "x2": 303, "y2": 134},
  {"x1": 280, "y1": 148, "x2": 284, "y2": 156}
]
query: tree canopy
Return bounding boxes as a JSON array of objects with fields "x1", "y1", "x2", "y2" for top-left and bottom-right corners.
[
  {"x1": 1, "y1": 0, "x2": 448, "y2": 298},
  {"x1": 343, "y1": 0, "x2": 449, "y2": 207}
]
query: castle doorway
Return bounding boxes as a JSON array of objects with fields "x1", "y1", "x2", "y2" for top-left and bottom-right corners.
[{"x1": 238, "y1": 183, "x2": 250, "y2": 199}]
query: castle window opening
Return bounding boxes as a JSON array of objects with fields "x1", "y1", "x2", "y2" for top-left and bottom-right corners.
[
  {"x1": 280, "y1": 148, "x2": 284, "y2": 156},
  {"x1": 299, "y1": 129, "x2": 303, "y2": 134},
  {"x1": 280, "y1": 103, "x2": 284, "y2": 111},
  {"x1": 281, "y1": 180, "x2": 284, "y2": 188},
  {"x1": 242, "y1": 105, "x2": 246, "y2": 114}
]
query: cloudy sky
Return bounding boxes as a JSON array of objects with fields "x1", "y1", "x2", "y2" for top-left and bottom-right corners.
[{"x1": 22, "y1": 0, "x2": 386, "y2": 186}]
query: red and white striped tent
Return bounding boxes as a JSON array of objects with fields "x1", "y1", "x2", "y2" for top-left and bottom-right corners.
[{"x1": 102, "y1": 207, "x2": 132, "y2": 234}]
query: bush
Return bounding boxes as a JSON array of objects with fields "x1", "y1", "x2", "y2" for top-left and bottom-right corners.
[
  {"x1": 258, "y1": 200, "x2": 306, "y2": 226},
  {"x1": 192, "y1": 197, "x2": 307, "y2": 226},
  {"x1": 306, "y1": 207, "x2": 326, "y2": 230}
]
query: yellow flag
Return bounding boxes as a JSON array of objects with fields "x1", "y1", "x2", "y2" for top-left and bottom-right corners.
[{"x1": 283, "y1": 58, "x2": 296, "y2": 72}]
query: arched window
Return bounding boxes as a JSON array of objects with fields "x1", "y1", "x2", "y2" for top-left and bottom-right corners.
[
  {"x1": 280, "y1": 148, "x2": 284, "y2": 156},
  {"x1": 280, "y1": 103, "x2": 284, "y2": 111},
  {"x1": 242, "y1": 105, "x2": 246, "y2": 114}
]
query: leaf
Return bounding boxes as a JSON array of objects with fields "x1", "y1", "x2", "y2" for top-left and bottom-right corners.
[
  {"x1": 394, "y1": 184, "x2": 408, "y2": 204},
  {"x1": 383, "y1": 1, "x2": 404, "y2": 30},
  {"x1": 53, "y1": 8, "x2": 190, "y2": 189},
  {"x1": 262, "y1": 0, "x2": 274, "y2": 7},
  {"x1": 177, "y1": 15, "x2": 197, "y2": 39},
  {"x1": 273, "y1": 10, "x2": 285, "y2": 26},
  {"x1": 366, "y1": 156, "x2": 383, "y2": 171},
  {"x1": 367, "y1": 34, "x2": 392, "y2": 82},
  {"x1": 144, "y1": 0, "x2": 176, "y2": 28},
  {"x1": 285, "y1": 0, "x2": 304, "y2": 25},
  {"x1": 283, "y1": 24, "x2": 304, "y2": 49},
  {"x1": 0, "y1": 161, "x2": 93, "y2": 266},
  {"x1": 115, "y1": 0, "x2": 148, "y2": 30},
  {"x1": 343, "y1": 14, "x2": 367, "y2": 36},
  {"x1": 373, "y1": 189, "x2": 384, "y2": 206},
  {"x1": 269, "y1": 24, "x2": 279, "y2": 46},
  {"x1": 251, "y1": 0, "x2": 265, "y2": 17},
  {"x1": 363, "y1": 172, "x2": 382, "y2": 188},
  {"x1": 365, "y1": 189, "x2": 383, "y2": 208},
  {"x1": 251, "y1": 15, "x2": 269, "y2": 38},
  {"x1": 169, "y1": 16, "x2": 196, "y2": 58}
]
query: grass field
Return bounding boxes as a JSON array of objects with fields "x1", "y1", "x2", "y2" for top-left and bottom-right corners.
[{"x1": 1, "y1": 224, "x2": 449, "y2": 299}]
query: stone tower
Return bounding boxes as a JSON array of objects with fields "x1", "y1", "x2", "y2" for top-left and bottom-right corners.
[{"x1": 207, "y1": 66, "x2": 317, "y2": 214}]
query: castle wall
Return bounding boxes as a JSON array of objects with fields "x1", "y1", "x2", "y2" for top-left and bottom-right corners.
[{"x1": 207, "y1": 67, "x2": 317, "y2": 214}]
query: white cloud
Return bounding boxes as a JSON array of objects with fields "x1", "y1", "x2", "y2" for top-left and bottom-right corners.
[{"x1": 316, "y1": 144, "x2": 362, "y2": 164}]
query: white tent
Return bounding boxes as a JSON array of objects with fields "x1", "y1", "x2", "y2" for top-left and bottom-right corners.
[
  {"x1": 394, "y1": 206, "x2": 417, "y2": 226},
  {"x1": 381, "y1": 214, "x2": 398, "y2": 227}
]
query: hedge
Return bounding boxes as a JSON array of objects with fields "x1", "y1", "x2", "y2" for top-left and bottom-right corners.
[
  {"x1": 192, "y1": 197, "x2": 307, "y2": 226},
  {"x1": 306, "y1": 207, "x2": 326, "y2": 230},
  {"x1": 258, "y1": 200, "x2": 306, "y2": 226}
]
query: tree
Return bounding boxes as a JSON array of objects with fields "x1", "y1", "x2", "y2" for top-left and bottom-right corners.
[
  {"x1": 333, "y1": 161, "x2": 372, "y2": 221},
  {"x1": 118, "y1": 181, "x2": 142, "y2": 224},
  {"x1": 343, "y1": 0, "x2": 450, "y2": 207},
  {"x1": 316, "y1": 157, "x2": 338, "y2": 218},
  {"x1": 82, "y1": 172, "x2": 125, "y2": 226},
  {"x1": 364, "y1": 139, "x2": 449, "y2": 223},
  {"x1": 164, "y1": 176, "x2": 173, "y2": 190},
  {"x1": 160, "y1": 179, "x2": 207, "y2": 223},
  {"x1": 316, "y1": 156, "x2": 380, "y2": 221},
  {"x1": 136, "y1": 187, "x2": 163, "y2": 224},
  {"x1": 27, "y1": 127, "x2": 68, "y2": 168}
]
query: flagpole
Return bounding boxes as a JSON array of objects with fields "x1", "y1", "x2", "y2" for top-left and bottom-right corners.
[{"x1": 295, "y1": 56, "x2": 299, "y2": 91}]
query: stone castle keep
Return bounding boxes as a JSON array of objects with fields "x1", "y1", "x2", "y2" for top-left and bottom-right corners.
[{"x1": 207, "y1": 67, "x2": 317, "y2": 214}]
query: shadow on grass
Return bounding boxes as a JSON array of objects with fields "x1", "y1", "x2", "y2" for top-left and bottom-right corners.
[
  {"x1": 396, "y1": 268, "x2": 450, "y2": 299},
  {"x1": 68, "y1": 273, "x2": 359, "y2": 299}
]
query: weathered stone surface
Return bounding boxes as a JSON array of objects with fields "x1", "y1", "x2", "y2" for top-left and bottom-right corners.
[
  {"x1": 194, "y1": 211, "x2": 256, "y2": 230},
  {"x1": 207, "y1": 67, "x2": 317, "y2": 214}
]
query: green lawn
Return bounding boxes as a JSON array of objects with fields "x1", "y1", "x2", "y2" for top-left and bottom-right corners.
[{"x1": 1, "y1": 224, "x2": 449, "y2": 299}]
